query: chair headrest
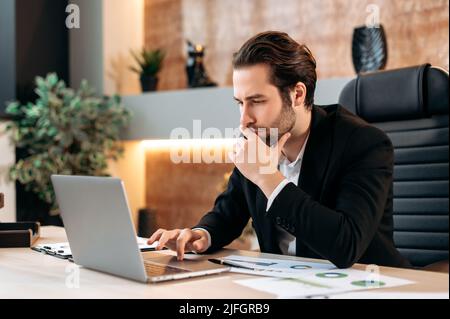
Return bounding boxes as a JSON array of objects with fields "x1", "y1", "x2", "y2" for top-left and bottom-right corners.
[{"x1": 338, "y1": 64, "x2": 449, "y2": 122}]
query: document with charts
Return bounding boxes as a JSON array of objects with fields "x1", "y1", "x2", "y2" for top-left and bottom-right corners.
[{"x1": 224, "y1": 255, "x2": 414, "y2": 298}]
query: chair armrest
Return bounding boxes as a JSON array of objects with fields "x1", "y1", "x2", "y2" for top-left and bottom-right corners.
[{"x1": 423, "y1": 260, "x2": 449, "y2": 273}]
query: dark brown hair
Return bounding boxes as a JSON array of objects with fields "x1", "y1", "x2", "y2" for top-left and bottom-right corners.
[{"x1": 233, "y1": 31, "x2": 317, "y2": 109}]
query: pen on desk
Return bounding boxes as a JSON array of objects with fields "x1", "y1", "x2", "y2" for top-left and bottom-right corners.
[{"x1": 208, "y1": 258, "x2": 256, "y2": 270}]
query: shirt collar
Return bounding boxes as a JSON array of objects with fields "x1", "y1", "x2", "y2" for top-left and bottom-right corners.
[{"x1": 279, "y1": 133, "x2": 310, "y2": 168}]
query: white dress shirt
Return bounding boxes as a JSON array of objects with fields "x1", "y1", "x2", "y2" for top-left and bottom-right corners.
[
  {"x1": 266, "y1": 134, "x2": 309, "y2": 255},
  {"x1": 195, "y1": 135, "x2": 309, "y2": 256}
]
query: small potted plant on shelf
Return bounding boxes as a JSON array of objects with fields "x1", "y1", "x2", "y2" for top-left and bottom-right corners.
[{"x1": 130, "y1": 48, "x2": 165, "y2": 92}]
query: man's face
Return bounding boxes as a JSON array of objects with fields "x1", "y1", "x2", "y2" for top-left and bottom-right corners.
[{"x1": 233, "y1": 64, "x2": 296, "y2": 145}]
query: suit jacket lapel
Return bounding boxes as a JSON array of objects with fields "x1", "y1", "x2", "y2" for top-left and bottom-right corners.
[
  {"x1": 299, "y1": 105, "x2": 334, "y2": 200},
  {"x1": 255, "y1": 188, "x2": 281, "y2": 254},
  {"x1": 254, "y1": 105, "x2": 335, "y2": 255}
]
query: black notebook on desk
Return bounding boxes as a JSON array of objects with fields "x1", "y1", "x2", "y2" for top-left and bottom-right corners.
[{"x1": 0, "y1": 222, "x2": 40, "y2": 248}]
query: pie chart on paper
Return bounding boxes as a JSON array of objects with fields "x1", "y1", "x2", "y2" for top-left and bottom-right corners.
[
  {"x1": 290, "y1": 265, "x2": 312, "y2": 270},
  {"x1": 316, "y1": 272, "x2": 348, "y2": 279}
]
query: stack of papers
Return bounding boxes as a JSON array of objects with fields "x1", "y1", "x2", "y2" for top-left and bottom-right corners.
[
  {"x1": 31, "y1": 237, "x2": 158, "y2": 259},
  {"x1": 221, "y1": 255, "x2": 415, "y2": 298},
  {"x1": 329, "y1": 292, "x2": 449, "y2": 299}
]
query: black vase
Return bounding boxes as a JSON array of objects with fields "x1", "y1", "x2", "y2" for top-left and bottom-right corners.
[
  {"x1": 140, "y1": 74, "x2": 158, "y2": 92},
  {"x1": 352, "y1": 25, "x2": 388, "y2": 74}
]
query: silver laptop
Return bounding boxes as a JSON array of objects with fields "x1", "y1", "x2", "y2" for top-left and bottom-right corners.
[{"x1": 51, "y1": 175, "x2": 229, "y2": 283}]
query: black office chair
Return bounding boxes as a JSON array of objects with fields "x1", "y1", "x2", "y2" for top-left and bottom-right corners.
[{"x1": 339, "y1": 64, "x2": 449, "y2": 271}]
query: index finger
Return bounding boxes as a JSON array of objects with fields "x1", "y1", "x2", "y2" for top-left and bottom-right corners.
[
  {"x1": 147, "y1": 228, "x2": 165, "y2": 244},
  {"x1": 176, "y1": 229, "x2": 194, "y2": 261}
]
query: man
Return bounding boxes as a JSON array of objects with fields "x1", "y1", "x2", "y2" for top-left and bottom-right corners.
[{"x1": 148, "y1": 31, "x2": 411, "y2": 269}]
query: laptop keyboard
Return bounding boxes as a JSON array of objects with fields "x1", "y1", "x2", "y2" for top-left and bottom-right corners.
[{"x1": 143, "y1": 261, "x2": 190, "y2": 276}]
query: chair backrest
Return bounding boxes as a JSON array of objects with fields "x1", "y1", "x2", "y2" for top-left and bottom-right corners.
[{"x1": 339, "y1": 64, "x2": 449, "y2": 267}]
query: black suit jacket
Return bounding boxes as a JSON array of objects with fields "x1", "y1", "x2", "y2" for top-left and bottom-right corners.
[{"x1": 194, "y1": 105, "x2": 411, "y2": 268}]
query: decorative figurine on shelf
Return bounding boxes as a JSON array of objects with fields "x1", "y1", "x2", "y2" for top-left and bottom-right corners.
[
  {"x1": 130, "y1": 48, "x2": 165, "y2": 92},
  {"x1": 352, "y1": 24, "x2": 388, "y2": 74},
  {"x1": 186, "y1": 40, "x2": 217, "y2": 88}
]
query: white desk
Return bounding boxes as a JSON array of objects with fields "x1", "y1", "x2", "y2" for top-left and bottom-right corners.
[{"x1": 0, "y1": 226, "x2": 448, "y2": 298}]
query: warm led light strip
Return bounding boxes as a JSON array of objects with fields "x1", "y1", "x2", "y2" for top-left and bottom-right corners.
[{"x1": 141, "y1": 138, "x2": 236, "y2": 150}]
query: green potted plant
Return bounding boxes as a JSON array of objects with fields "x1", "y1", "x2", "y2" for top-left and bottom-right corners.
[
  {"x1": 4, "y1": 73, "x2": 131, "y2": 215},
  {"x1": 130, "y1": 48, "x2": 165, "y2": 92}
]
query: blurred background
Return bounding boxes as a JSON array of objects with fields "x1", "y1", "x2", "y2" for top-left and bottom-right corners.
[{"x1": 0, "y1": 0, "x2": 448, "y2": 250}]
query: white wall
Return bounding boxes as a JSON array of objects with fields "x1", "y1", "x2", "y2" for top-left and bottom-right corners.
[
  {"x1": 103, "y1": 0, "x2": 144, "y2": 96},
  {"x1": 0, "y1": 121, "x2": 16, "y2": 222},
  {"x1": 102, "y1": 0, "x2": 145, "y2": 227},
  {"x1": 107, "y1": 141, "x2": 145, "y2": 227},
  {"x1": 69, "y1": 0, "x2": 104, "y2": 93},
  {"x1": 70, "y1": 0, "x2": 145, "y2": 227},
  {"x1": 0, "y1": 0, "x2": 16, "y2": 221},
  {"x1": 70, "y1": 0, "x2": 144, "y2": 95}
]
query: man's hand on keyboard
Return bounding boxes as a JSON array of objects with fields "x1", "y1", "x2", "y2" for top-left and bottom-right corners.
[{"x1": 147, "y1": 228, "x2": 209, "y2": 261}]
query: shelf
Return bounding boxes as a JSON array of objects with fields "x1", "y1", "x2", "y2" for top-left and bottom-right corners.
[{"x1": 120, "y1": 78, "x2": 351, "y2": 140}]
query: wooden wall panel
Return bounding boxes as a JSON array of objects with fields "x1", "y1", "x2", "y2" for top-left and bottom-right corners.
[
  {"x1": 145, "y1": 0, "x2": 449, "y2": 90},
  {"x1": 144, "y1": 0, "x2": 186, "y2": 90},
  {"x1": 145, "y1": 148, "x2": 234, "y2": 229},
  {"x1": 143, "y1": 0, "x2": 449, "y2": 236}
]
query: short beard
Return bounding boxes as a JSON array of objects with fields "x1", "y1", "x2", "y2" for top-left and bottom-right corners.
[
  {"x1": 266, "y1": 107, "x2": 295, "y2": 146},
  {"x1": 247, "y1": 89, "x2": 296, "y2": 146},
  {"x1": 255, "y1": 100, "x2": 296, "y2": 146}
]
